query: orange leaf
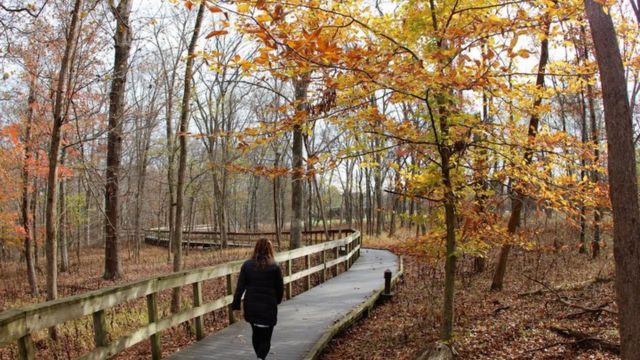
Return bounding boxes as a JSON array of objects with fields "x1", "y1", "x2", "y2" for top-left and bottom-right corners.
[{"x1": 206, "y1": 30, "x2": 228, "y2": 39}]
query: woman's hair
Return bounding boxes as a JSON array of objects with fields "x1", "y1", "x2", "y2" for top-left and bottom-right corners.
[{"x1": 252, "y1": 238, "x2": 275, "y2": 269}]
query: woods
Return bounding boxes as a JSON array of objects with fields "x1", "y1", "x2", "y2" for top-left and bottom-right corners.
[{"x1": 1, "y1": 0, "x2": 639, "y2": 358}]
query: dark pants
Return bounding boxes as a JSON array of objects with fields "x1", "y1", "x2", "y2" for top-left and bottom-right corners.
[{"x1": 250, "y1": 324, "x2": 274, "y2": 359}]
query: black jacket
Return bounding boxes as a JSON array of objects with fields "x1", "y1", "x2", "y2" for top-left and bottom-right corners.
[{"x1": 231, "y1": 258, "x2": 284, "y2": 326}]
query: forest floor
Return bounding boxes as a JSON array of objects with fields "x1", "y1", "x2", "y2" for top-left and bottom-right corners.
[
  {"x1": 320, "y1": 231, "x2": 619, "y2": 360},
  {"x1": 0, "y1": 228, "x2": 619, "y2": 360}
]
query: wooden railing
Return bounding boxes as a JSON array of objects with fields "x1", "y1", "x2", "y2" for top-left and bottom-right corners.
[
  {"x1": 0, "y1": 230, "x2": 361, "y2": 360},
  {"x1": 145, "y1": 228, "x2": 353, "y2": 249}
]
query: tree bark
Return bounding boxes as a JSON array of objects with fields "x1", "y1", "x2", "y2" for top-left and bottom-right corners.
[
  {"x1": 133, "y1": 123, "x2": 151, "y2": 261},
  {"x1": 31, "y1": 173, "x2": 39, "y2": 268},
  {"x1": 171, "y1": 1, "x2": 205, "y2": 314},
  {"x1": 22, "y1": 75, "x2": 38, "y2": 296},
  {"x1": 584, "y1": 1, "x2": 640, "y2": 357},
  {"x1": 58, "y1": 149, "x2": 68, "y2": 273},
  {"x1": 273, "y1": 150, "x2": 282, "y2": 247},
  {"x1": 388, "y1": 157, "x2": 400, "y2": 237},
  {"x1": 579, "y1": 90, "x2": 588, "y2": 254},
  {"x1": 491, "y1": 15, "x2": 550, "y2": 291},
  {"x1": 439, "y1": 144, "x2": 457, "y2": 342},
  {"x1": 580, "y1": 24, "x2": 602, "y2": 258},
  {"x1": 473, "y1": 86, "x2": 490, "y2": 273},
  {"x1": 374, "y1": 153, "x2": 384, "y2": 236},
  {"x1": 104, "y1": 0, "x2": 133, "y2": 280},
  {"x1": 290, "y1": 76, "x2": 309, "y2": 249},
  {"x1": 212, "y1": 173, "x2": 228, "y2": 247}
]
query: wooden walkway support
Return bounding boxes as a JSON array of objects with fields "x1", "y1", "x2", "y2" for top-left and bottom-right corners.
[{"x1": 168, "y1": 249, "x2": 402, "y2": 360}]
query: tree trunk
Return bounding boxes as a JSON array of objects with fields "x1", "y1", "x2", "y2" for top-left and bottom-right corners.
[
  {"x1": 32, "y1": 174, "x2": 39, "y2": 268},
  {"x1": 303, "y1": 136, "x2": 330, "y2": 241},
  {"x1": 133, "y1": 125, "x2": 151, "y2": 261},
  {"x1": 306, "y1": 178, "x2": 313, "y2": 232},
  {"x1": 22, "y1": 77, "x2": 38, "y2": 296},
  {"x1": 273, "y1": 150, "x2": 282, "y2": 247},
  {"x1": 45, "y1": 0, "x2": 84, "y2": 321},
  {"x1": 491, "y1": 15, "x2": 550, "y2": 291},
  {"x1": 59, "y1": 151, "x2": 69, "y2": 271},
  {"x1": 589, "y1": 82, "x2": 601, "y2": 258},
  {"x1": 580, "y1": 24, "x2": 602, "y2": 258},
  {"x1": 365, "y1": 167, "x2": 373, "y2": 235},
  {"x1": 579, "y1": 90, "x2": 588, "y2": 254},
  {"x1": 584, "y1": 1, "x2": 640, "y2": 357},
  {"x1": 440, "y1": 155, "x2": 457, "y2": 342},
  {"x1": 212, "y1": 173, "x2": 228, "y2": 247},
  {"x1": 473, "y1": 85, "x2": 490, "y2": 273},
  {"x1": 345, "y1": 160, "x2": 353, "y2": 228},
  {"x1": 171, "y1": 1, "x2": 205, "y2": 314},
  {"x1": 104, "y1": 0, "x2": 133, "y2": 280},
  {"x1": 374, "y1": 154, "x2": 384, "y2": 236},
  {"x1": 164, "y1": 62, "x2": 178, "y2": 261},
  {"x1": 83, "y1": 175, "x2": 91, "y2": 247},
  {"x1": 58, "y1": 149, "x2": 68, "y2": 273},
  {"x1": 358, "y1": 168, "x2": 364, "y2": 234},
  {"x1": 290, "y1": 76, "x2": 309, "y2": 249},
  {"x1": 388, "y1": 162, "x2": 400, "y2": 237}
]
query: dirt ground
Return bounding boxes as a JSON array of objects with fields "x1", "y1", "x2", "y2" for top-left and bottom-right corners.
[{"x1": 320, "y1": 232, "x2": 619, "y2": 360}]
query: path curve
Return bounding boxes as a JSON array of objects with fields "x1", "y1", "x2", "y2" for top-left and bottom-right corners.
[{"x1": 168, "y1": 248, "x2": 399, "y2": 360}]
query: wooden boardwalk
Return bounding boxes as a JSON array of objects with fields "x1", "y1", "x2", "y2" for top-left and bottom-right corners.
[{"x1": 168, "y1": 249, "x2": 399, "y2": 360}]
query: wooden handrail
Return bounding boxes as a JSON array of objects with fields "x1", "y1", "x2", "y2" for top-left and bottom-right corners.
[
  {"x1": 147, "y1": 228, "x2": 350, "y2": 236},
  {"x1": 0, "y1": 230, "x2": 361, "y2": 360}
]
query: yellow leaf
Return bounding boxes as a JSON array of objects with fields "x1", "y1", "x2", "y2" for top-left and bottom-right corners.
[{"x1": 255, "y1": 13, "x2": 271, "y2": 23}]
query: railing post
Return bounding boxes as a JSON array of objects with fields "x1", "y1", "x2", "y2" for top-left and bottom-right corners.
[
  {"x1": 92, "y1": 310, "x2": 108, "y2": 348},
  {"x1": 146, "y1": 293, "x2": 162, "y2": 360},
  {"x1": 345, "y1": 241, "x2": 351, "y2": 269},
  {"x1": 193, "y1": 281, "x2": 205, "y2": 340},
  {"x1": 381, "y1": 269, "x2": 393, "y2": 303},
  {"x1": 226, "y1": 274, "x2": 236, "y2": 324},
  {"x1": 384, "y1": 269, "x2": 392, "y2": 295},
  {"x1": 286, "y1": 259, "x2": 292, "y2": 299},
  {"x1": 17, "y1": 334, "x2": 35, "y2": 360},
  {"x1": 321, "y1": 249, "x2": 327, "y2": 282},
  {"x1": 305, "y1": 254, "x2": 311, "y2": 290},
  {"x1": 334, "y1": 246, "x2": 339, "y2": 276}
]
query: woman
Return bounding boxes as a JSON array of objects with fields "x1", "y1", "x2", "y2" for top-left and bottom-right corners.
[{"x1": 232, "y1": 238, "x2": 284, "y2": 360}]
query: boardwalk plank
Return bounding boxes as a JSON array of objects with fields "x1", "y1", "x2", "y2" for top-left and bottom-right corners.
[{"x1": 168, "y1": 249, "x2": 398, "y2": 360}]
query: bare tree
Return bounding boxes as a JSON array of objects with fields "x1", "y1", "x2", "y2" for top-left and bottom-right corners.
[
  {"x1": 44, "y1": 0, "x2": 84, "y2": 316},
  {"x1": 171, "y1": 0, "x2": 205, "y2": 314},
  {"x1": 22, "y1": 59, "x2": 39, "y2": 296},
  {"x1": 104, "y1": 0, "x2": 133, "y2": 280}
]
